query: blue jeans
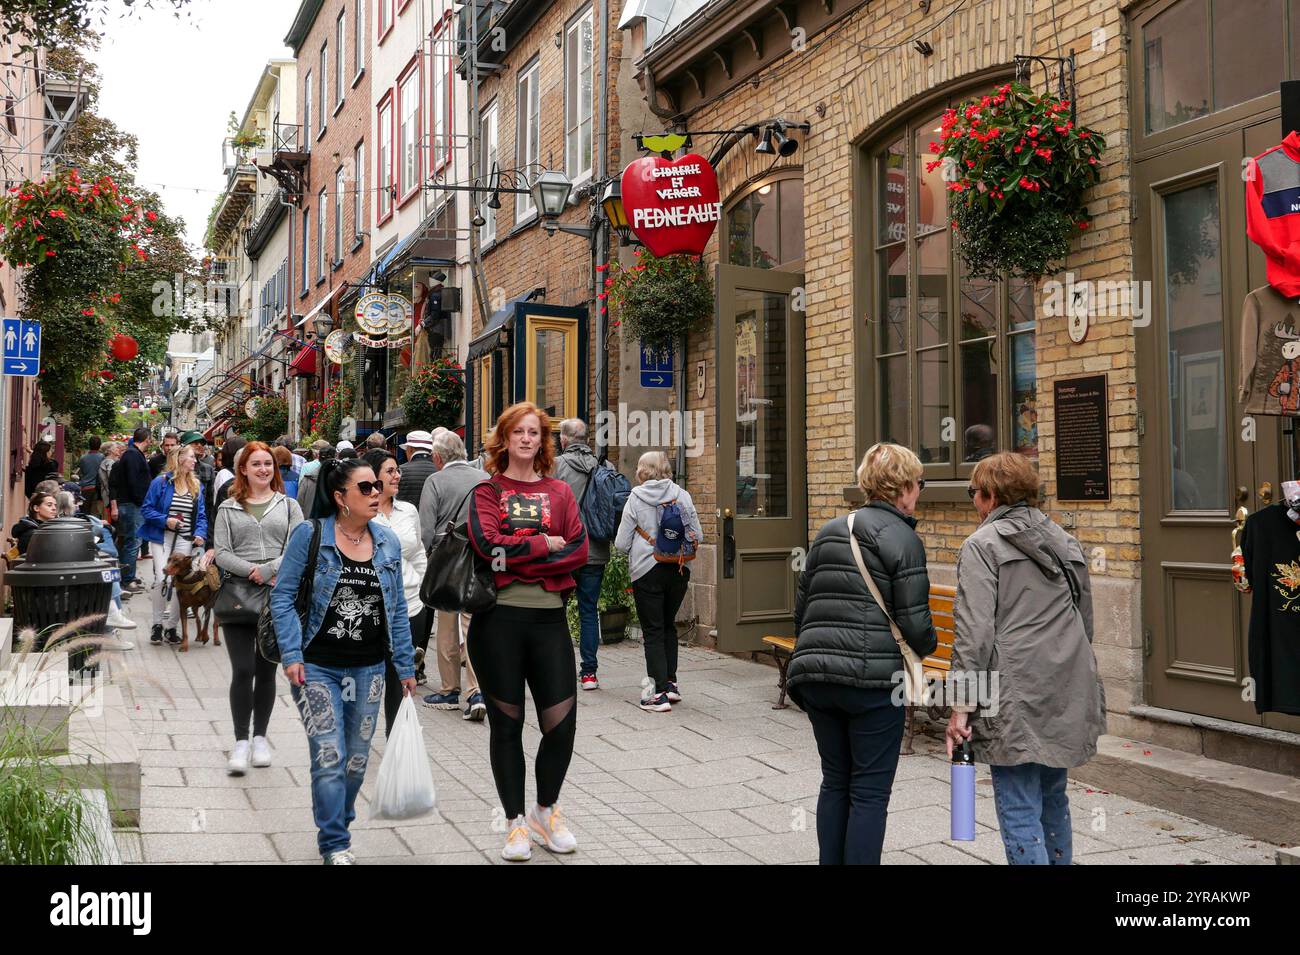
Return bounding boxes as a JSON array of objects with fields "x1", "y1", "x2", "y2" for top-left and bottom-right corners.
[
  {"x1": 96, "y1": 531, "x2": 122, "y2": 608},
  {"x1": 798, "y1": 682, "x2": 905, "y2": 865},
  {"x1": 116, "y1": 503, "x2": 141, "y2": 586},
  {"x1": 990, "y1": 763, "x2": 1073, "y2": 865},
  {"x1": 574, "y1": 563, "x2": 605, "y2": 676},
  {"x1": 290, "y1": 661, "x2": 386, "y2": 857}
]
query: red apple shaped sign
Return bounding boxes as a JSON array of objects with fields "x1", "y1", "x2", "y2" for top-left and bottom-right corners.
[{"x1": 621, "y1": 153, "x2": 721, "y2": 257}]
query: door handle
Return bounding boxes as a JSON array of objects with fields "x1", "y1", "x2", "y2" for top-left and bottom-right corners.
[
  {"x1": 1259, "y1": 482, "x2": 1273, "y2": 506},
  {"x1": 1237, "y1": 486, "x2": 1249, "y2": 506},
  {"x1": 723, "y1": 514, "x2": 735, "y2": 579}
]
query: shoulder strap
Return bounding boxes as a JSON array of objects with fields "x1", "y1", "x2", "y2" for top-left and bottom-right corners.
[{"x1": 845, "y1": 511, "x2": 904, "y2": 643}]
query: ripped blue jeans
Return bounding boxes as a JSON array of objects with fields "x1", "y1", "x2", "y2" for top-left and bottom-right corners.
[{"x1": 291, "y1": 662, "x2": 386, "y2": 857}]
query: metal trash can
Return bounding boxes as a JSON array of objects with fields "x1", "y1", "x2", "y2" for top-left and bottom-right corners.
[{"x1": 4, "y1": 516, "x2": 117, "y2": 676}]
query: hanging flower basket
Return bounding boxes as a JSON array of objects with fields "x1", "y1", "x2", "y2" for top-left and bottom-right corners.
[
  {"x1": 400, "y1": 356, "x2": 464, "y2": 433},
  {"x1": 929, "y1": 82, "x2": 1106, "y2": 280},
  {"x1": 603, "y1": 250, "x2": 713, "y2": 349}
]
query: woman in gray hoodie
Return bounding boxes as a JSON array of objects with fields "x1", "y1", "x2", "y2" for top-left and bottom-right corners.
[
  {"x1": 946, "y1": 451, "x2": 1106, "y2": 865},
  {"x1": 614, "y1": 451, "x2": 703, "y2": 712}
]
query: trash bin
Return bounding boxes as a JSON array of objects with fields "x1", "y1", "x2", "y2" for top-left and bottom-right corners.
[{"x1": 4, "y1": 516, "x2": 117, "y2": 676}]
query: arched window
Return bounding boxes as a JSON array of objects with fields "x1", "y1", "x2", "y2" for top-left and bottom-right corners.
[
  {"x1": 866, "y1": 100, "x2": 1038, "y2": 479},
  {"x1": 724, "y1": 171, "x2": 803, "y2": 271}
]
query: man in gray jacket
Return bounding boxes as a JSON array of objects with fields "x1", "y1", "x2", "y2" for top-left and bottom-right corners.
[
  {"x1": 417, "y1": 430, "x2": 489, "y2": 718},
  {"x1": 553, "y1": 418, "x2": 608, "y2": 689}
]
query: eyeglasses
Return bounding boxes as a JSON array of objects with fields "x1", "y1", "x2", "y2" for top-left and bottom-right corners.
[
  {"x1": 966, "y1": 486, "x2": 978, "y2": 499},
  {"x1": 353, "y1": 480, "x2": 383, "y2": 496}
]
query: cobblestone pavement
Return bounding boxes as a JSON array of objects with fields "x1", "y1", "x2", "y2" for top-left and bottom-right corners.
[{"x1": 108, "y1": 587, "x2": 1280, "y2": 865}]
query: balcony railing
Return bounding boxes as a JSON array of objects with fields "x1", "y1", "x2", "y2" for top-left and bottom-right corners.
[{"x1": 272, "y1": 122, "x2": 304, "y2": 155}]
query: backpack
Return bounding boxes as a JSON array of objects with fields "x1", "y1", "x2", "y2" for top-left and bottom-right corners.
[
  {"x1": 636, "y1": 498, "x2": 697, "y2": 567},
  {"x1": 578, "y1": 458, "x2": 631, "y2": 542}
]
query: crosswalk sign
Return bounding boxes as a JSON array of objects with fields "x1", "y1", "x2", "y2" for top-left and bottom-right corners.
[{"x1": 2, "y1": 317, "x2": 40, "y2": 377}]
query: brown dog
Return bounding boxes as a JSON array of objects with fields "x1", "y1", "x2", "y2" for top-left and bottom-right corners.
[{"x1": 163, "y1": 552, "x2": 220, "y2": 652}]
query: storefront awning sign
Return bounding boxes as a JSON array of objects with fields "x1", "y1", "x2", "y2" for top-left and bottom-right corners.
[
  {"x1": 324, "y1": 329, "x2": 351, "y2": 365},
  {"x1": 621, "y1": 152, "x2": 721, "y2": 257},
  {"x1": 356, "y1": 291, "x2": 390, "y2": 336}
]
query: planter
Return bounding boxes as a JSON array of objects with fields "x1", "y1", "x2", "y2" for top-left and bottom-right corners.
[{"x1": 600, "y1": 607, "x2": 630, "y2": 645}]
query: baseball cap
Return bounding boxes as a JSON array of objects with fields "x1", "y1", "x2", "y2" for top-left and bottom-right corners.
[{"x1": 336, "y1": 440, "x2": 354, "y2": 451}]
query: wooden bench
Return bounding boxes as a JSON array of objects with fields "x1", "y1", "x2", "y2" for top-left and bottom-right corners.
[{"x1": 763, "y1": 585, "x2": 958, "y2": 755}]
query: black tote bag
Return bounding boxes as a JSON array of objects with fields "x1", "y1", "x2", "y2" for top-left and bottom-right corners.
[{"x1": 420, "y1": 482, "x2": 497, "y2": 614}]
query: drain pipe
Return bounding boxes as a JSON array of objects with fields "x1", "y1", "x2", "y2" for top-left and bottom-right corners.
[{"x1": 595, "y1": 0, "x2": 609, "y2": 456}]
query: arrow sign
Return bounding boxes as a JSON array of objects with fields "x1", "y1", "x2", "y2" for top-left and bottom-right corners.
[
  {"x1": 2, "y1": 317, "x2": 39, "y2": 378},
  {"x1": 639, "y1": 340, "x2": 673, "y2": 388}
]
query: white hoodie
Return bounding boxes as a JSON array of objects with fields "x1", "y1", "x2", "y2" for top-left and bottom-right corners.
[{"x1": 614, "y1": 478, "x2": 704, "y2": 582}]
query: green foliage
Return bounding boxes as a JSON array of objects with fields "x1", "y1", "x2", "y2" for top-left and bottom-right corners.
[
  {"x1": 603, "y1": 250, "x2": 714, "y2": 349},
  {"x1": 307, "y1": 376, "x2": 356, "y2": 440},
  {"x1": 929, "y1": 82, "x2": 1106, "y2": 279},
  {"x1": 242, "y1": 396, "x2": 289, "y2": 442},
  {"x1": 401, "y1": 357, "x2": 464, "y2": 432},
  {"x1": 565, "y1": 549, "x2": 638, "y2": 643},
  {"x1": 1, "y1": 1, "x2": 194, "y2": 54}
]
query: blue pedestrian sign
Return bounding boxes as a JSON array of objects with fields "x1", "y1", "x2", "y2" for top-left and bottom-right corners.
[
  {"x1": 639, "y1": 342, "x2": 673, "y2": 388},
  {"x1": 2, "y1": 318, "x2": 40, "y2": 377}
]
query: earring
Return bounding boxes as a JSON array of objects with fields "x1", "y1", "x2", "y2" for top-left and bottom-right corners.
[{"x1": 342, "y1": 504, "x2": 351, "y2": 518}]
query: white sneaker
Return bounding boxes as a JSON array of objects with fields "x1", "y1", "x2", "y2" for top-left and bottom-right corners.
[
  {"x1": 106, "y1": 608, "x2": 137, "y2": 630},
  {"x1": 103, "y1": 638, "x2": 135, "y2": 651},
  {"x1": 501, "y1": 817, "x2": 532, "y2": 862},
  {"x1": 324, "y1": 849, "x2": 356, "y2": 865},
  {"x1": 250, "y1": 736, "x2": 272, "y2": 768},
  {"x1": 227, "y1": 740, "x2": 250, "y2": 776},
  {"x1": 527, "y1": 804, "x2": 577, "y2": 854}
]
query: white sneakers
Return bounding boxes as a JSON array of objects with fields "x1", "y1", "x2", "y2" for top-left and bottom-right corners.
[
  {"x1": 250, "y1": 736, "x2": 272, "y2": 768},
  {"x1": 106, "y1": 608, "x2": 137, "y2": 630},
  {"x1": 502, "y1": 818, "x2": 532, "y2": 862},
  {"x1": 527, "y1": 804, "x2": 578, "y2": 854},
  {"x1": 227, "y1": 740, "x2": 250, "y2": 776},
  {"x1": 324, "y1": 849, "x2": 356, "y2": 865}
]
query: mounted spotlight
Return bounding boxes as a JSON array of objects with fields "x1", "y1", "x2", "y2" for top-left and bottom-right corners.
[
  {"x1": 471, "y1": 209, "x2": 487, "y2": 227},
  {"x1": 755, "y1": 127, "x2": 776, "y2": 155},
  {"x1": 913, "y1": 39, "x2": 934, "y2": 56},
  {"x1": 487, "y1": 191, "x2": 502, "y2": 210},
  {"x1": 770, "y1": 123, "x2": 799, "y2": 158}
]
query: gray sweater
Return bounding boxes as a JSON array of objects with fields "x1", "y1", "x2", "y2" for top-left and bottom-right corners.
[
  {"x1": 614, "y1": 479, "x2": 703, "y2": 582},
  {"x1": 418, "y1": 459, "x2": 490, "y2": 552},
  {"x1": 213, "y1": 493, "x2": 305, "y2": 580}
]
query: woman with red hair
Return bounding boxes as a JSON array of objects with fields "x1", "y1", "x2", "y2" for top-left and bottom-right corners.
[{"x1": 468, "y1": 402, "x2": 588, "y2": 861}]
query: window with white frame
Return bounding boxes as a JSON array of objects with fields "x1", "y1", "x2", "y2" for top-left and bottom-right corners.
[
  {"x1": 379, "y1": 0, "x2": 392, "y2": 38},
  {"x1": 303, "y1": 71, "x2": 313, "y2": 150},
  {"x1": 334, "y1": 165, "x2": 345, "y2": 262},
  {"x1": 317, "y1": 186, "x2": 327, "y2": 279},
  {"x1": 300, "y1": 207, "x2": 310, "y2": 292},
  {"x1": 516, "y1": 59, "x2": 540, "y2": 220},
  {"x1": 318, "y1": 42, "x2": 327, "y2": 136},
  {"x1": 353, "y1": 141, "x2": 365, "y2": 238},
  {"x1": 431, "y1": 20, "x2": 450, "y2": 169},
  {"x1": 480, "y1": 103, "x2": 498, "y2": 244},
  {"x1": 336, "y1": 12, "x2": 346, "y2": 107},
  {"x1": 378, "y1": 94, "x2": 393, "y2": 220},
  {"x1": 398, "y1": 62, "x2": 421, "y2": 200},
  {"x1": 354, "y1": 0, "x2": 364, "y2": 78},
  {"x1": 564, "y1": 9, "x2": 593, "y2": 182}
]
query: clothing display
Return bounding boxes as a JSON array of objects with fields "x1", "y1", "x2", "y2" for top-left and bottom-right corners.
[
  {"x1": 1247, "y1": 131, "x2": 1300, "y2": 297},
  {"x1": 1238, "y1": 491, "x2": 1300, "y2": 716},
  {"x1": 1239, "y1": 285, "x2": 1300, "y2": 416}
]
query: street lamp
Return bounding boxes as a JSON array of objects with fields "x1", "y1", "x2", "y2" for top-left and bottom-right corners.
[
  {"x1": 531, "y1": 169, "x2": 573, "y2": 218},
  {"x1": 600, "y1": 179, "x2": 632, "y2": 245}
]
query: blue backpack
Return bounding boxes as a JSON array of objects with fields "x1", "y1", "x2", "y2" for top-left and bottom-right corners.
[
  {"x1": 637, "y1": 498, "x2": 697, "y2": 567},
  {"x1": 579, "y1": 459, "x2": 631, "y2": 542}
]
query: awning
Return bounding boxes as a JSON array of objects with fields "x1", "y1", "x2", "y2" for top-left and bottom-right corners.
[
  {"x1": 466, "y1": 288, "x2": 546, "y2": 362},
  {"x1": 287, "y1": 344, "x2": 318, "y2": 378},
  {"x1": 296, "y1": 282, "x2": 345, "y2": 327}
]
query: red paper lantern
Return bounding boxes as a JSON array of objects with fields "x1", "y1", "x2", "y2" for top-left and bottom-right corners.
[{"x1": 110, "y1": 333, "x2": 138, "y2": 361}]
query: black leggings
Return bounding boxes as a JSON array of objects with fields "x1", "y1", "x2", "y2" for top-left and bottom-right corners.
[
  {"x1": 222, "y1": 622, "x2": 278, "y2": 741},
  {"x1": 384, "y1": 607, "x2": 428, "y2": 736},
  {"x1": 467, "y1": 604, "x2": 576, "y2": 819}
]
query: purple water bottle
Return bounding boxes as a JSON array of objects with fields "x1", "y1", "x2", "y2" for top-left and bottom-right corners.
[{"x1": 950, "y1": 740, "x2": 976, "y2": 841}]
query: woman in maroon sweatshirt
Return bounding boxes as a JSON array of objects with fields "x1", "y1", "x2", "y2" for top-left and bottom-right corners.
[{"x1": 468, "y1": 401, "x2": 588, "y2": 861}]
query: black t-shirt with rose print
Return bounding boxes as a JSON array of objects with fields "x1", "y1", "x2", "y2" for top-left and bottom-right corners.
[{"x1": 304, "y1": 553, "x2": 387, "y2": 668}]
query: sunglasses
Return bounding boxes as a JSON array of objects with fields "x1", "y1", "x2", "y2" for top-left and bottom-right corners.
[{"x1": 353, "y1": 480, "x2": 383, "y2": 496}]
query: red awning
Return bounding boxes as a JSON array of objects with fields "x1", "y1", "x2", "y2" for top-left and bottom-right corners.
[{"x1": 287, "y1": 345, "x2": 318, "y2": 378}]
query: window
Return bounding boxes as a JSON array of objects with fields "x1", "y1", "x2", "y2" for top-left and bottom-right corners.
[
  {"x1": 318, "y1": 42, "x2": 328, "y2": 136},
  {"x1": 525, "y1": 315, "x2": 578, "y2": 420},
  {"x1": 379, "y1": 0, "x2": 392, "y2": 40},
  {"x1": 398, "y1": 61, "x2": 421, "y2": 202},
  {"x1": 300, "y1": 207, "x2": 310, "y2": 292},
  {"x1": 478, "y1": 353, "x2": 496, "y2": 448},
  {"x1": 317, "y1": 186, "x2": 327, "y2": 280},
  {"x1": 726, "y1": 176, "x2": 803, "y2": 269},
  {"x1": 516, "y1": 60, "x2": 540, "y2": 220},
  {"x1": 336, "y1": 12, "x2": 346, "y2": 107},
  {"x1": 868, "y1": 110, "x2": 1037, "y2": 477},
  {"x1": 354, "y1": 0, "x2": 365, "y2": 78},
  {"x1": 480, "y1": 103, "x2": 498, "y2": 244},
  {"x1": 431, "y1": 19, "x2": 451, "y2": 170},
  {"x1": 353, "y1": 141, "x2": 365, "y2": 238},
  {"x1": 564, "y1": 9, "x2": 593, "y2": 182},
  {"x1": 303, "y1": 71, "x2": 313, "y2": 150},
  {"x1": 378, "y1": 93, "x2": 393, "y2": 221},
  {"x1": 334, "y1": 165, "x2": 345, "y2": 262}
]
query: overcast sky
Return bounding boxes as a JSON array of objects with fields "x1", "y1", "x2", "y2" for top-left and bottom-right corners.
[{"x1": 96, "y1": 0, "x2": 302, "y2": 250}]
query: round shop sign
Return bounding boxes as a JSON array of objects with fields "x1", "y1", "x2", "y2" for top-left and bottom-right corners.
[
  {"x1": 356, "y1": 292, "x2": 390, "y2": 335},
  {"x1": 324, "y1": 329, "x2": 351, "y2": 364},
  {"x1": 244, "y1": 398, "x2": 258, "y2": 418},
  {"x1": 386, "y1": 293, "x2": 413, "y2": 336}
]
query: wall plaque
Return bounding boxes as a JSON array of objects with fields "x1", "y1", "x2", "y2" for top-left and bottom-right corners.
[{"x1": 1054, "y1": 373, "x2": 1111, "y2": 502}]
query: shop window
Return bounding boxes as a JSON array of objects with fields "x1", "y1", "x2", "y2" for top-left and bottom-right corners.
[
  {"x1": 869, "y1": 108, "x2": 1037, "y2": 478},
  {"x1": 726, "y1": 174, "x2": 803, "y2": 269},
  {"x1": 479, "y1": 352, "x2": 497, "y2": 447},
  {"x1": 1142, "y1": 0, "x2": 1291, "y2": 135},
  {"x1": 525, "y1": 315, "x2": 577, "y2": 421}
]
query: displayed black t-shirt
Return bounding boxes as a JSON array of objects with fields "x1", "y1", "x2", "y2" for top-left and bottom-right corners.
[
  {"x1": 304, "y1": 553, "x2": 387, "y2": 667},
  {"x1": 1240, "y1": 503, "x2": 1300, "y2": 715}
]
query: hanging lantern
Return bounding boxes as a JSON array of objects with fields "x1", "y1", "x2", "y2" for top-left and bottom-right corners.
[{"x1": 110, "y1": 333, "x2": 138, "y2": 361}]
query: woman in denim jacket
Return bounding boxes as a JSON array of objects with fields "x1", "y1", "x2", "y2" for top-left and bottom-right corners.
[{"x1": 270, "y1": 458, "x2": 418, "y2": 865}]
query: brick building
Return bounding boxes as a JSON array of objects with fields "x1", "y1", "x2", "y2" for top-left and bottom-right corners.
[{"x1": 619, "y1": 0, "x2": 1300, "y2": 772}]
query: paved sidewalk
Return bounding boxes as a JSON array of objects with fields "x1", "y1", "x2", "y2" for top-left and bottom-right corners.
[{"x1": 108, "y1": 588, "x2": 1280, "y2": 865}]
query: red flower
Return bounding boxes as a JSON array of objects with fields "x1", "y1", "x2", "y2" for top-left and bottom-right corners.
[
  {"x1": 928, "y1": 141, "x2": 941, "y2": 154},
  {"x1": 146, "y1": 210, "x2": 158, "y2": 222},
  {"x1": 82, "y1": 308, "x2": 95, "y2": 316},
  {"x1": 45, "y1": 250, "x2": 55, "y2": 257},
  {"x1": 48, "y1": 208, "x2": 65, "y2": 218},
  {"x1": 1077, "y1": 221, "x2": 1088, "y2": 230},
  {"x1": 595, "y1": 263, "x2": 608, "y2": 272}
]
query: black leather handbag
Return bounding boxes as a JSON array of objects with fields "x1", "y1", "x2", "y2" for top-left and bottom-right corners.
[
  {"x1": 420, "y1": 483, "x2": 497, "y2": 614},
  {"x1": 213, "y1": 505, "x2": 289, "y2": 626},
  {"x1": 257, "y1": 519, "x2": 320, "y2": 664}
]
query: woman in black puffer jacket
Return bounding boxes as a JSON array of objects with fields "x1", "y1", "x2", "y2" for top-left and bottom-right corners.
[{"x1": 790, "y1": 442, "x2": 937, "y2": 865}]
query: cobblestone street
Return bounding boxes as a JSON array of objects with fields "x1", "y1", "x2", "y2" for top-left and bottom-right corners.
[{"x1": 108, "y1": 594, "x2": 1281, "y2": 865}]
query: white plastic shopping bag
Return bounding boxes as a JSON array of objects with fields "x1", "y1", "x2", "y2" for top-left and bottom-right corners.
[{"x1": 371, "y1": 695, "x2": 437, "y2": 820}]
